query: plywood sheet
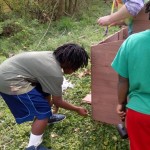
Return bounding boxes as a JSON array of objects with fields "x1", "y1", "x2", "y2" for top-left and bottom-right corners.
[
  {"x1": 91, "y1": 6, "x2": 150, "y2": 125},
  {"x1": 91, "y1": 40, "x2": 124, "y2": 125},
  {"x1": 100, "y1": 27, "x2": 128, "y2": 44}
]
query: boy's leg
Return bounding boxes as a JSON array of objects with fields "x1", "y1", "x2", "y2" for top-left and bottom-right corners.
[
  {"x1": 0, "y1": 89, "x2": 52, "y2": 149},
  {"x1": 46, "y1": 95, "x2": 66, "y2": 124},
  {"x1": 35, "y1": 84, "x2": 66, "y2": 124},
  {"x1": 27, "y1": 118, "x2": 48, "y2": 148},
  {"x1": 32, "y1": 118, "x2": 48, "y2": 135}
]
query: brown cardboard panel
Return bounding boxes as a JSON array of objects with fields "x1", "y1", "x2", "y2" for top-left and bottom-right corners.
[
  {"x1": 92, "y1": 81, "x2": 117, "y2": 99},
  {"x1": 91, "y1": 50, "x2": 118, "y2": 67},
  {"x1": 118, "y1": 27, "x2": 128, "y2": 40},
  {"x1": 91, "y1": 7, "x2": 150, "y2": 125},
  {"x1": 91, "y1": 40, "x2": 124, "y2": 67},
  {"x1": 91, "y1": 28, "x2": 125, "y2": 125},
  {"x1": 99, "y1": 28, "x2": 127, "y2": 44},
  {"x1": 92, "y1": 67, "x2": 118, "y2": 82},
  {"x1": 92, "y1": 104, "x2": 121, "y2": 125},
  {"x1": 100, "y1": 33, "x2": 119, "y2": 44},
  {"x1": 92, "y1": 84, "x2": 120, "y2": 124},
  {"x1": 92, "y1": 81, "x2": 118, "y2": 102},
  {"x1": 91, "y1": 39, "x2": 124, "y2": 125}
]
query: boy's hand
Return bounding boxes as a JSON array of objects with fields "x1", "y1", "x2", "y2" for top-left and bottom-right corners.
[
  {"x1": 97, "y1": 15, "x2": 111, "y2": 26},
  {"x1": 76, "y1": 107, "x2": 88, "y2": 116},
  {"x1": 116, "y1": 104, "x2": 126, "y2": 121}
]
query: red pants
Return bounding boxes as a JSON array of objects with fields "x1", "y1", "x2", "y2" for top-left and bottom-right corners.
[{"x1": 126, "y1": 109, "x2": 150, "y2": 150}]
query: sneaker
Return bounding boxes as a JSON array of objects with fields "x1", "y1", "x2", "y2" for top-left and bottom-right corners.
[
  {"x1": 25, "y1": 144, "x2": 51, "y2": 150},
  {"x1": 48, "y1": 114, "x2": 66, "y2": 124}
]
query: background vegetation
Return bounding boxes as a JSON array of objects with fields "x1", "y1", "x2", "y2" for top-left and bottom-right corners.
[{"x1": 0, "y1": 0, "x2": 129, "y2": 149}]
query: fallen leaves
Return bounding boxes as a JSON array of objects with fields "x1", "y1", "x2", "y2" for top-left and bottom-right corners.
[
  {"x1": 77, "y1": 68, "x2": 91, "y2": 78},
  {"x1": 51, "y1": 133, "x2": 59, "y2": 138}
]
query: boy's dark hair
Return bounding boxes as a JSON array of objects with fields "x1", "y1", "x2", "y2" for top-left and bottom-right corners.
[
  {"x1": 145, "y1": 1, "x2": 150, "y2": 20},
  {"x1": 53, "y1": 43, "x2": 89, "y2": 71}
]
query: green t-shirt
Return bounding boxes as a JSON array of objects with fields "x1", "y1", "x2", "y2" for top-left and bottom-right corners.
[
  {"x1": 112, "y1": 30, "x2": 150, "y2": 115},
  {"x1": 0, "y1": 51, "x2": 63, "y2": 96}
]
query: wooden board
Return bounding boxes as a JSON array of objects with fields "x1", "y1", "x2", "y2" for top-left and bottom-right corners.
[
  {"x1": 91, "y1": 40, "x2": 124, "y2": 125},
  {"x1": 91, "y1": 6, "x2": 150, "y2": 125}
]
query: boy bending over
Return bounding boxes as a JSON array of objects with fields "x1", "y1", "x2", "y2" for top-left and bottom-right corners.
[{"x1": 0, "y1": 43, "x2": 89, "y2": 150}]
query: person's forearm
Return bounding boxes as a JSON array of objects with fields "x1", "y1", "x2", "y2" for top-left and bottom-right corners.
[
  {"x1": 110, "y1": 5, "x2": 131, "y2": 23},
  {"x1": 118, "y1": 75, "x2": 129, "y2": 104},
  {"x1": 53, "y1": 99, "x2": 79, "y2": 112}
]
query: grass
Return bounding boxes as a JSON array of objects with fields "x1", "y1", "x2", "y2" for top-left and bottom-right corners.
[{"x1": 0, "y1": 0, "x2": 129, "y2": 150}]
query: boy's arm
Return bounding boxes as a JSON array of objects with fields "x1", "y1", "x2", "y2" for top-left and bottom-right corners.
[
  {"x1": 97, "y1": 5, "x2": 131, "y2": 26},
  {"x1": 52, "y1": 95, "x2": 88, "y2": 116},
  {"x1": 98, "y1": 0, "x2": 144, "y2": 26},
  {"x1": 117, "y1": 75, "x2": 129, "y2": 121},
  {"x1": 118, "y1": 75, "x2": 129, "y2": 104},
  {"x1": 45, "y1": 95, "x2": 59, "y2": 113}
]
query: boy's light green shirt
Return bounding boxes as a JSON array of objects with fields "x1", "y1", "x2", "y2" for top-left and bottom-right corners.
[{"x1": 112, "y1": 30, "x2": 150, "y2": 115}]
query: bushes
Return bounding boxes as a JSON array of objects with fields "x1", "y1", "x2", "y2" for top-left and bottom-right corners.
[
  {"x1": 0, "y1": 19, "x2": 22, "y2": 37},
  {"x1": 1, "y1": 0, "x2": 92, "y2": 22},
  {"x1": 0, "y1": 18, "x2": 40, "y2": 57}
]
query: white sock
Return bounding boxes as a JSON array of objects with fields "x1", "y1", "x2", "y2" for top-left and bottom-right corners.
[{"x1": 27, "y1": 133, "x2": 43, "y2": 148}]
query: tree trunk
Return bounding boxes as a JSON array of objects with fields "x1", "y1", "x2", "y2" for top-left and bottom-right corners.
[
  {"x1": 73, "y1": 0, "x2": 79, "y2": 12},
  {"x1": 68, "y1": 0, "x2": 74, "y2": 15},
  {"x1": 56, "y1": 0, "x2": 65, "y2": 19}
]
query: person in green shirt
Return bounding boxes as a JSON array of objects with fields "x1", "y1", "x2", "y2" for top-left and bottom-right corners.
[
  {"x1": 112, "y1": 30, "x2": 150, "y2": 150},
  {"x1": 0, "y1": 43, "x2": 89, "y2": 150}
]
